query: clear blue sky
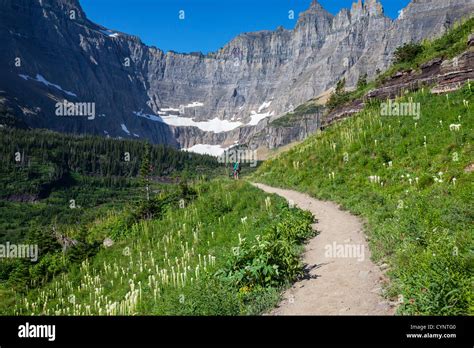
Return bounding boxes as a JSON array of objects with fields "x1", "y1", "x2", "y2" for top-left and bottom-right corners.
[{"x1": 80, "y1": 0, "x2": 411, "y2": 53}]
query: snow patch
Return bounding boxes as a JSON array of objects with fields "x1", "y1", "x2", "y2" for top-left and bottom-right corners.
[
  {"x1": 134, "y1": 100, "x2": 269, "y2": 132},
  {"x1": 18, "y1": 73, "x2": 77, "y2": 97},
  {"x1": 185, "y1": 101, "x2": 204, "y2": 108},
  {"x1": 161, "y1": 107, "x2": 180, "y2": 112},
  {"x1": 257, "y1": 101, "x2": 272, "y2": 113},
  {"x1": 120, "y1": 124, "x2": 130, "y2": 135},
  {"x1": 248, "y1": 110, "x2": 274, "y2": 126},
  {"x1": 20, "y1": 106, "x2": 37, "y2": 116},
  {"x1": 183, "y1": 144, "x2": 231, "y2": 157},
  {"x1": 161, "y1": 115, "x2": 242, "y2": 133},
  {"x1": 99, "y1": 29, "x2": 120, "y2": 38},
  {"x1": 133, "y1": 110, "x2": 163, "y2": 122}
]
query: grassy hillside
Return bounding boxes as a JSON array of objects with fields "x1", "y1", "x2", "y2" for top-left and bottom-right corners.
[
  {"x1": 2, "y1": 180, "x2": 314, "y2": 315},
  {"x1": 252, "y1": 83, "x2": 473, "y2": 315},
  {"x1": 0, "y1": 110, "x2": 223, "y2": 300}
]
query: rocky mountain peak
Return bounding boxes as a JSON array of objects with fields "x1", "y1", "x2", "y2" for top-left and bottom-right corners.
[
  {"x1": 296, "y1": 0, "x2": 334, "y2": 31},
  {"x1": 350, "y1": 0, "x2": 384, "y2": 20},
  {"x1": 350, "y1": 0, "x2": 363, "y2": 17},
  {"x1": 41, "y1": 0, "x2": 87, "y2": 21},
  {"x1": 297, "y1": 0, "x2": 334, "y2": 21},
  {"x1": 308, "y1": 0, "x2": 325, "y2": 10},
  {"x1": 364, "y1": 0, "x2": 384, "y2": 17}
]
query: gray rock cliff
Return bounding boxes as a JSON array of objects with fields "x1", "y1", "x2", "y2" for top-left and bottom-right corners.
[{"x1": 1, "y1": 0, "x2": 472, "y2": 153}]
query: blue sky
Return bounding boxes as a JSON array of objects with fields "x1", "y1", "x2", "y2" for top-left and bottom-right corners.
[{"x1": 80, "y1": 0, "x2": 411, "y2": 53}]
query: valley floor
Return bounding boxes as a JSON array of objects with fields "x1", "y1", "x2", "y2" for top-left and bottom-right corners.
[{"x1": 253, "y1": 183, "x2": 395, "y2": 315}]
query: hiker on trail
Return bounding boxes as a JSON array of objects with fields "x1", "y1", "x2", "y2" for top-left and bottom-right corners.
[{"x1": 233, "y1": 162, "x2": 241, "y2": 180}]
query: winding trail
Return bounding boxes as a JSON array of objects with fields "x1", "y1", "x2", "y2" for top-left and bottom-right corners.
[{"x1": 252, "y1": 183, "x2": 395, "y2": 315}]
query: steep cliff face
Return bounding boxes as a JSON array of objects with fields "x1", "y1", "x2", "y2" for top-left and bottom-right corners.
[
  {"x1": 0, "y1": 0, "x2": 178, "y2": 144},
  {"x1": 1, "y1": 0, "x2": 473, "y2": 154}
]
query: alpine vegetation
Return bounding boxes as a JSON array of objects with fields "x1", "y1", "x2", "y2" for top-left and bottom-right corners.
[
  {"x1": 0, "y1": 0, "x2": 473, "y2": 324},
  {"x1": 4, "y1": 180, "x2": 314, "y2": 315},
  {"x1": 253, "y1": 83, "x2": 473, "y2": 315}
]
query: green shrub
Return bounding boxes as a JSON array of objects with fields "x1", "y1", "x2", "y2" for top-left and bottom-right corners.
[
  {"x1": 217, "y1": 209, "x2": 314, "y2": 289},
  {"x1": 393, "y1": 43, "x2": 424, "y2": 64}
]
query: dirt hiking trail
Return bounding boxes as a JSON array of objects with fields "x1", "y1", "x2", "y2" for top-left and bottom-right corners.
[{"x1": 252, "y1": 183, "x2": 395, "y2": 315}]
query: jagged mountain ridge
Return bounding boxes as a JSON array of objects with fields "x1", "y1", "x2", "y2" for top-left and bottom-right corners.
[{"x1": 1, "y1": 0, "x2": 473, "y2": 154}]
